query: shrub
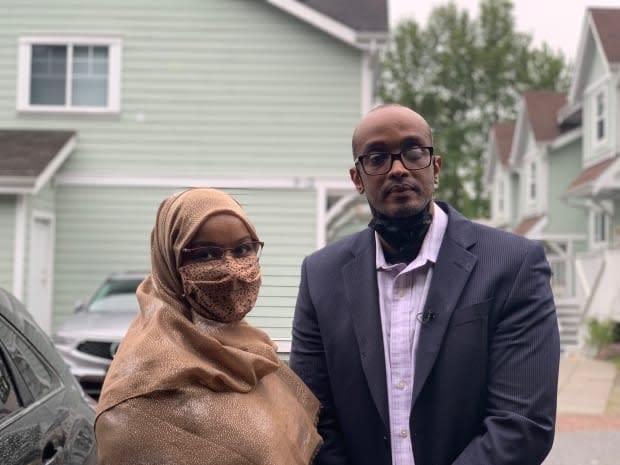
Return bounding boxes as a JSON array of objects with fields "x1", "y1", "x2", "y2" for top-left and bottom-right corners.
[{"x1": 586, "y1": 319, "x2": 617, "y2": 352}]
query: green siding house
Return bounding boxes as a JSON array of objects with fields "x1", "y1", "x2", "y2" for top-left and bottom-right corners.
[
  {"x1": 485, "y1": 7, "x2": 620, "y2": 352},
  {"x1": 0, "y1": 0, "x2": 389, "y2": 352}
]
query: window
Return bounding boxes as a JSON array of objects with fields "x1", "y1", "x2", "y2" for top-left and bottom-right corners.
[
  {"x1": 18, "y1": 36, "x2": 121, "y2": 113},
  {"x1": 593, "y1": 211, "x2": 609, "y2": 244},
  {"x1": 0, "y1": 353, "x2": 21, "y2": 421},
  {"x1": 0, "y1": 321, "x2": 59, "y2": 402},
  {"x1": 594, "y1": 91, "x2": 606, "y2": 143}
]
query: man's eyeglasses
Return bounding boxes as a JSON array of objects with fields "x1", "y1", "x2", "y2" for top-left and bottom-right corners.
[
  {"x1": 182, "y1": 241, "x2": 264, "y2": 263},
  {"x1": 354, "y1": 146, "x2": 434, "y2": 176}
]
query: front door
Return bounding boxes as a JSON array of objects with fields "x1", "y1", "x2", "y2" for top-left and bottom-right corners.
[{"x1": 27, "y1": 212, "x2": 54, "y2": 334}]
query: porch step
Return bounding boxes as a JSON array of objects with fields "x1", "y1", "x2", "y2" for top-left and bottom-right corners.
[{"x1": 556, "y1": 301, "x2": 582, "y2": 353}]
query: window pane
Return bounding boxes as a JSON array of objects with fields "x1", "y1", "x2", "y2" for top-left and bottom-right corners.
[
  {"x1": 30, "y1": 45, "x2": 67, "y2": 105},
  {"x1": 597, "y1": 119, "x2": 605, "y2": 140},
  {"x1": 0, "y1": 323, "x2": 59, "y2": 401},
  {"x1": 73, "y1": 45, "x2": 89, "y2": 60},
  {"x1": 71, "y1": 45, "x2": 109, "y2": 107},
  {"x1": 0, "y1": 353, "x2": 22, "y2": 419},
  {"x1": 72, "y1": 77, "x2": 108, "y2": 106},
  {"x1": 93, "y1": 46, "x2": 108, "y2": 59}
]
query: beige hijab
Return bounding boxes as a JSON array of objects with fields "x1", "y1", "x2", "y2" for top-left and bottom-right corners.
[{"x1": 95, "y1": 188, "x2": 321, "y2": 465}]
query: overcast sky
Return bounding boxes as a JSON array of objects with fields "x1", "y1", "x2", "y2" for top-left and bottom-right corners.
[{"x1": 389, "y1": 0, "x2": 620, "y2": 59}]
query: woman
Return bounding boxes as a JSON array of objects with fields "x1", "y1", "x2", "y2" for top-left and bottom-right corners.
[{"x1": 95, "y1": 188, "x2": 322, "y2": 465}]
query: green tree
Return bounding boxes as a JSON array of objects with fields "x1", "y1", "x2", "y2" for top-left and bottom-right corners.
[{"x1": 378, "y1": 0, "x2": 570, "y2": 217}]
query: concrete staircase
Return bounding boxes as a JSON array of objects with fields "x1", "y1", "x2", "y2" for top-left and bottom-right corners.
[{"x1": 556, "y1": 298, "x2": 582, "y2": 353}]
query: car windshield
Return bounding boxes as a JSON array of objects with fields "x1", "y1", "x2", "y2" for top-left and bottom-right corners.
[{"x1": 87, "y1": 278, "x2": 142, "y2": 312}]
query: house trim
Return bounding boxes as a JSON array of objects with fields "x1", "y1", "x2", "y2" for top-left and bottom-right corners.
[
  {"x1": 33, "y1": 136, "x2": 77, "y2": 194},
  {"x1": 549, "y1": 127, "x2": 581, "y2": 150},
  {"x1": 316, "y1": 184, "x2": 328, "y2": 248},
  {"x1": 569, "y1": 10, "x2": 612, "y2": 103},
  {"x1": 593, "y1": 156, "x2": 620, "y2": 195},
  {"x1": 361, "y1": 49, "x2": 374, "y2": 115},
  {"x1": 28, "y1": 209, "x2": 56, "y2": 334},
  {"x1": 54, "y1": 174, "x2": 353, "y2": 190},
  {"x1": 508, "y1": 98, "x2": 528, "y2": 168},
  {"x1": 0, "y1": 134, "x2": 77, "y2": 195},
  {"x1": 265, "y1": 0, "x2": 387, "y2": 50},
  {"x1": 12, "y1": 195, "x2": 26, "y2": 300}
]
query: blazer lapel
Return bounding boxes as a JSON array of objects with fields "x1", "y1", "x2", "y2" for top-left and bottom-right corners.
[
  {"x1": 343, "y1": 229, "x2": 389, "y2": 431},
  {"x1": 411, "y1": 205, "x2": 478, "y2": 407}
]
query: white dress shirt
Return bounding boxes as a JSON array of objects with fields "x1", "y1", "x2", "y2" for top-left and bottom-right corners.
[{"x1": 375, "y1": 203, "x2": 448, "y2": 465}]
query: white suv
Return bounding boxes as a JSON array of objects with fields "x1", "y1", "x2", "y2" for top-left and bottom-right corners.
[{"x1": 53, "y1": 272, "x2": 146, "y2": 400}]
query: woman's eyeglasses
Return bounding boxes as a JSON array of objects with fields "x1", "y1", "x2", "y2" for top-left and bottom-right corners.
[{"x1": 182, "y1": 241, "x2": 264, "y2": 263}]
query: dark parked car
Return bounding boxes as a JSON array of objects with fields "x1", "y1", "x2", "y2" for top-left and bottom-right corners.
[
  {"x1": 0, "y1": 286, "x2": 97, "y2": 465},
  {"x1": 53, "y1": 272, "x2": 146, "y2": 399}
]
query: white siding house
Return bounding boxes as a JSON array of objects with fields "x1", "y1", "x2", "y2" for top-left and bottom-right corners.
[{"x1": 0, "y1": 0, "x2": 389, "y2": 351}]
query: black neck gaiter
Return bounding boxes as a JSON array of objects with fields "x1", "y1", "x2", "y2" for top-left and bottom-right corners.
[{"x1": 368, "y1": 202, "x2": 432, "y2": 258}]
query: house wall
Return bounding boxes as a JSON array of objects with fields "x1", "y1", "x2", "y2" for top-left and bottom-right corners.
[
  {"x1": 0, "y1": 0, "x2": 362, "y2": 178},
  {"x1": 582, "y1": 48, "x2": 615, "y2": 164},
  {"x1": 0, "y1": 0, "x2": 365, "y2": 338},
  {"x1": 0, "y1": 196, "x2": 16, "y2": 290},
  {"x1": 52, "y1": 186, "x2": 317, "y2": 335},
  {"x1": 546, "y1": 139, "x2": 588, "y2": 234}
]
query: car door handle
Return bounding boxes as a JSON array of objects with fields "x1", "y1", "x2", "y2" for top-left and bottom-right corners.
[{"x1": 42, "y1": 441, "x2": 64, "y2": 464}]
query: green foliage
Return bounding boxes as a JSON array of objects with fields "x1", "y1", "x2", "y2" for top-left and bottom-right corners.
[
  {"x1": 586, "y1": 319, "x2": 617, "y2": 351},
  {"x1": 378, "y1": 0, "x2": 570, "y2": 218}
]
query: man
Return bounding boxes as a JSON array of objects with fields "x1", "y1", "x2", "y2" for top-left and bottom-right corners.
[{"x1": 289, "y1": 104, "x2": 560, "y2": 465}]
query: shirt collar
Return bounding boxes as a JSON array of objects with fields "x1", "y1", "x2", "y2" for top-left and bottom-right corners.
[{"x1": 375, "y1": 201, "x2": 448, "y2": 271}]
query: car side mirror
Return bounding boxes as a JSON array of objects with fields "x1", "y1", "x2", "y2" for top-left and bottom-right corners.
[{"x1": 74, "y1": 300, "x2": 85, "y2": 313}]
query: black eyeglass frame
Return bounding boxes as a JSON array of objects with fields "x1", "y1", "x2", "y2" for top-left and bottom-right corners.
[
  {"x1": 181, "y1": 241, "x2": 264, "y2": 263},
  {"x1": 354, "y1": 146, "x2": 434, "y2": 176}
]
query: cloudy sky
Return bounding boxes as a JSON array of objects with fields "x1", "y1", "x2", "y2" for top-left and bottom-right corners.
[{"x1": 389, "y1": 0, "x2": 620, "y2": 59}]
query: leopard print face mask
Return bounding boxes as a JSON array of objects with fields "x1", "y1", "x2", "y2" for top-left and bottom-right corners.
[{"x1": 178, "y1": 255, "x2": 261, "y2": 323}]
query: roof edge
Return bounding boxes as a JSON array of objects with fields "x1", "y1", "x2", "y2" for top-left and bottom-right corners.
[
  {"x1": 265, "y1": 0, "x2": 387, "y2": 49},
  {"x1": 33, "y1": 135, "x2": 77, "y2": 194}
]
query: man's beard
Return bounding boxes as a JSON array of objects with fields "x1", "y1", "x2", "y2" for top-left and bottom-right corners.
[{"x1": 368, "y1": 201, "x2": 432, "y2": 257}]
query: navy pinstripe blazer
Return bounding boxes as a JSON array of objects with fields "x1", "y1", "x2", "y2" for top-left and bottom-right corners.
[{"x1": 290, "y1": 202, "x2": 560, "y2": 465}]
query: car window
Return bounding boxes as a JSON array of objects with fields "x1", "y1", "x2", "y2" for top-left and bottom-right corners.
[
  {"x1": 0, "y1": 352, "x2": 22, "y2": 421},
  {"x1": 0, "y1": 322, "x2": 60, "y2": 402},
  {"x1": 88, "y1": 278, "x2": 142, "y2": 312}
]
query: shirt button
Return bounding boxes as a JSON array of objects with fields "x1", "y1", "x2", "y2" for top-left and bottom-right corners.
[
  {"x1": 400, "y1": 429, "x2": 409, "y2": 438},
  {"x1": 397, "y1": 381, "x2": 406, "y2": 389}
]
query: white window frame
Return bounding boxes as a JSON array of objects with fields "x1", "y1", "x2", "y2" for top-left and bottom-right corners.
[
  {"x1": 591, "y1": 209, "x2": 610, "y2": 248},
  {"x1": 17, "y1": 36, "x2": 121, "y2": 114},
  {"x1": 593, "y1": 90, "x2": 607, "y2": 145}
]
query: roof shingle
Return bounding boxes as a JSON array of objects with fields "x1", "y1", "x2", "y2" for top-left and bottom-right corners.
[
  {"x1": 591, "y1": 8, "x2": 620, "y2": 64},
  {"x1": 302, "y1": 0, "x2": 388, "y2": 32},
  {"x1": 567, "y1": 156, "x2": 617, "y2": 191},
  {"x1": 523, "y1": 91, "x2": 567, "y2": 142},
  {"x1": 0, "y1": 130, "x2": 76, "y2": 177},
  {"x1": 492, "y1": 122, "x2": 515, "y2": 166}
]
